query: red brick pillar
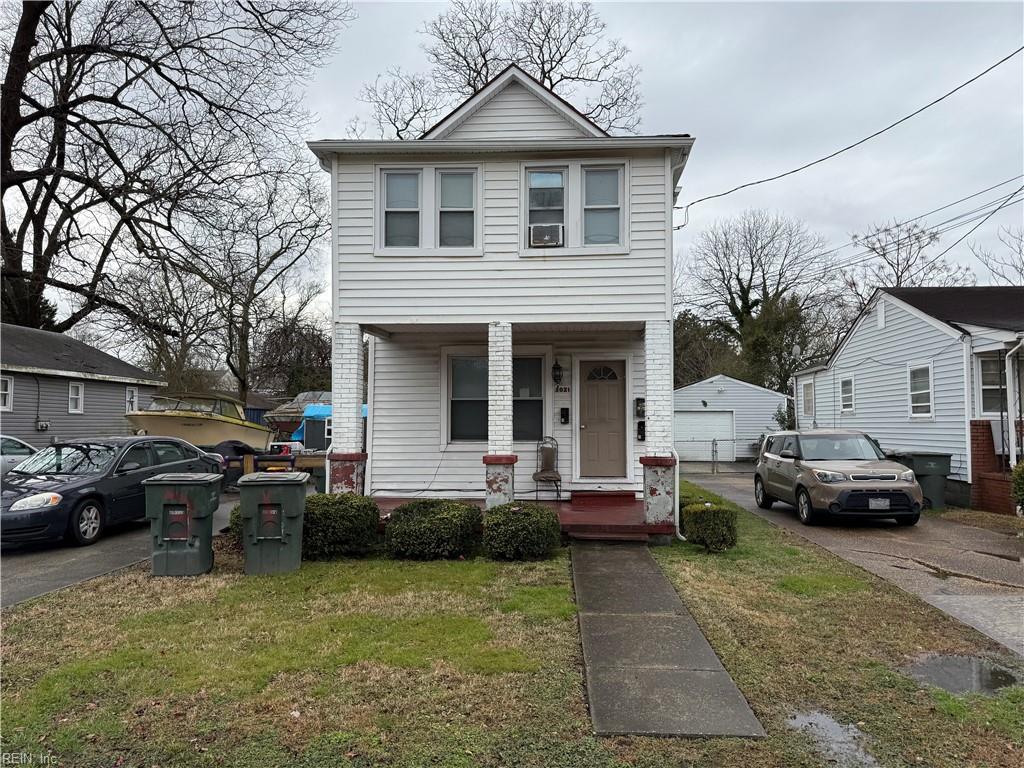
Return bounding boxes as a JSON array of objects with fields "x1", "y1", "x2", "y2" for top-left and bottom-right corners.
[
  {"x1": 328, "y1": 452, "x2": 367, "y2": 494},
  {"x1": 483, "y1": 454, "x2": 517, "y2": 508}
]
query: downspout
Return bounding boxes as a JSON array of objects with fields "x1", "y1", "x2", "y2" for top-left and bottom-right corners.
[
  {"x1": 1006, "y1": 333, "x2": 1024, "y2": 468},
  {"x1": 961, "y1": 335, "x2": 973, "y2": 485},
  {"x1": 672, "y1": 447, "x2": 685, "y2": 541}
]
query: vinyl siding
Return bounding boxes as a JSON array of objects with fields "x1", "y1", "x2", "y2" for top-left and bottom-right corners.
[
  {"x1": 367, "y1": 330, "x2": 646, "y2": 497},
  {"x1": 673, "y1": 376, "x2": 787, "y2": 458},
  {"x1": 0, "y1": 371, "x2": 156, "y2": 446},
  {"x1": 445, "y1": 82, "x2": 587, "y2": 140},
  {"x1": 794, "y1": 297, "x2": 970, "y2": 480},
  {"x1": 334, "y1": 150, "x2": 669, "y2": 324}
]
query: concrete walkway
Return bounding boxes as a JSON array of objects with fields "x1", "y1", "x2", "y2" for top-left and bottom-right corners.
[
  {"x1": 689, "y1": 472, "x2": 1024, "y2": 657},
  {"x1": 571, "y1": 542, "x2": 764, "y2": 737}
]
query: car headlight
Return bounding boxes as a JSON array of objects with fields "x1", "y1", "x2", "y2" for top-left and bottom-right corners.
[
  {"x1": 9, "y1": 492, "x2": 63, "y2": 512},
  {"x1": 812, "y1": 469, "x2": 846, "y2": 483},
  {"x1": 900, "y1": 470, "x2": 915, "y2": 483}
]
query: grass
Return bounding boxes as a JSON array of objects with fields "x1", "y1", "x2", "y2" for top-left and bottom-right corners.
[
  {"x1": 2, "y1": 490, "x2": 1022, "y2": 767},
  {"x1": 926, "y1": 505, "x2": 1024, "y2": 535}
]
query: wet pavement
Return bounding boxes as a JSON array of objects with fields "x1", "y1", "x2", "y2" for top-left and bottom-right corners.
[
  {"x1": 903, "y1": 653, "x2": 1020, "y2": 695},
  {"x1": 688, "y1": 472, "x2": 1024, "y2": 657}
]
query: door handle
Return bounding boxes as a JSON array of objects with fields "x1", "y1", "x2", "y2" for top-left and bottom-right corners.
[{"x1": 580, "y1": 425, "x2": 586, "y2": 429}]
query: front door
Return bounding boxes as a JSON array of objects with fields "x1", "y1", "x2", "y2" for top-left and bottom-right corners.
[{"x1": 580, "y1": 360, "x2": 627, "y2": 477}]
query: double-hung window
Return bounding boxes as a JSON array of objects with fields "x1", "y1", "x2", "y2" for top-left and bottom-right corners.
[
  {"x1": 448, "y1": 356, "x2": 544, "y2": 442},
  {"x1": 801, "y1": 381, "x2": 814, "y2": 417},
  {"x1": 908, "y1": 364, "x2": 932, "y2": 417},
  {"x1": 68, "y1": 382, "x2": 84, "y2": 414},
  {"x1": 438, "y1": 171, "x2": 476, "y2": 247},
  {"x1": 583, "y1": 167, "x2": 621, "y2": 245},
  {"x1": 0, "y1": 376, "x2": 11, "y2": 412},
  {"x1": 125, "y1": 386, "x2": 139, "y2": 414},
  {"x1": 383, "y1": 171, "x2": 420, "y2": 247},
  {"x1": 512, "y1": 358, "x2": 543, "y2": 441},
  {"x1": 840, "y1": 377, "x2": 854, "y2": 412},
  {"x1": 527, "y1": 169, "x2": 565, "y2": 247},
  {"x1": 979, "y1": 357, "x2": 1005, "y2": 414}
]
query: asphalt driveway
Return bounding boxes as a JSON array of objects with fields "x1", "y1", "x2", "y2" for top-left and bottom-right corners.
[
  {"x1": 1, "y1": 494, "x2": 238, "y2": 607},
  {"x1": 688, "y1": 471, "x2": 1024, "y2": 657}
]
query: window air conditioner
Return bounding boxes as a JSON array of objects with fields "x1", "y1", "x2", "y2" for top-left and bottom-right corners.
[{"x1": 528, "y1": 223, "x2": 563, "y2": 247}]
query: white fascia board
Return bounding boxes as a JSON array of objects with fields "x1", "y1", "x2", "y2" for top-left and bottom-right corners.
[
  {"x1": 1, "y1": 364, "x2": 165, "y2": 387},
  {"x1": 308, "y1": 136, "x2": 694, "y2": 161}
]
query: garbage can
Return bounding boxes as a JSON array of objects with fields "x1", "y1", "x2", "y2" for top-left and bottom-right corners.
[
  {"x1": 143, "y1": 473, "x2": 222, "y2": 576},
  {"x1": 238, "y1": 471, "x2": 310, "y2": 575},
  {"x1": 889, "y1": 452, "x2": 952, "y2": 509}
]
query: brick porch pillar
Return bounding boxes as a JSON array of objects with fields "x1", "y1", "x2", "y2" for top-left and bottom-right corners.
[
  {"x1": 643, "y1": 319, "x2": 676, "y2": 528},
  {"x1": 484, "y1": 321, "x2": 515, "y2": 508},
  {"x1": 328, "y1": 322, "x2": 366, "y2": 494}
]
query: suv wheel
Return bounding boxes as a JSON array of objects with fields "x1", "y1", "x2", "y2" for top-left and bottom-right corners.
[
  {"x1": 754, "y1": 476, "x2": 774, "y2": 509},
  {"x1": 796, "y1": 489, "x2": 820, "y2": 526},
  {"x1": 66, "y1": 499, "x2": 105, "y2": 546}
]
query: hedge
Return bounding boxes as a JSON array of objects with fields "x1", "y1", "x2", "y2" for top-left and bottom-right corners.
[
  {"x1": 483, "y1": 502, "x2": 562, "y2": 560},
  {"x1": 385, "y1": 499, "x2": 482, "y2": 560},
  {"x1": 302, "y1": 493, "x2": 380, "y2": 559},
  {"x1": 1013, "y1": 461, "x2": 1024, "y2": 509},
  {"x1": 681, "y1": 502, "x2": 737, "y2": 553}
]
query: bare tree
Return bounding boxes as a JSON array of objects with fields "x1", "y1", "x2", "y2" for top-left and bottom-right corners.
[
  {"x1": 360, "y1": 0, "x2": 642, "y2": 138},
  {"x1": 841, "y1": 220, "x2": 975, "y2": 313},
  {"x1": 1, "y1": 0, "x2": 351, "y2": 330},
  {"x1": 970, "y1": 226, "x2": 1024, "y2": 286}
]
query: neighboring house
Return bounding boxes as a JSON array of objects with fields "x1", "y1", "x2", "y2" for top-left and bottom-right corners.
[
  {"x1": 673, "y1": 375, "x2": 788, "y2": 462},
  {"x1": 0, "y1": 324, "x2": 165, "y2": 445},
  {"x1": 794, "y1": 287, "x2": 1024, "y2": 512},
  {"x1": 308, "y1": 65, "x2": 693, "y2": 525}
]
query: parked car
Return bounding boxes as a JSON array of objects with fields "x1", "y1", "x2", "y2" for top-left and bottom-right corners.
[
  {"x1": 754, "y1": 429, "x2": 924, "y2": 526},
  {"x1": 1, "y1": 436, "x2": 37, "y2": 477},
  {"x1": 1, "y1": 436, "x2": 221, "y2": 546}
]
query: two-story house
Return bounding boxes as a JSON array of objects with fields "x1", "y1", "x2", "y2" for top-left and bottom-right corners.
[{"x1": 308, "y1": 66, "x2": 693, "y2": 531}]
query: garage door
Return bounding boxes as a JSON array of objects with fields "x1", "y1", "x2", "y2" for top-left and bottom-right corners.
[{"x1": 673, "y1": 410, "x2": 736, "y2": 462}]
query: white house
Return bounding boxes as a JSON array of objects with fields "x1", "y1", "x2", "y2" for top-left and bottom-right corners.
[
  {"x1": 308, "y1": 66, "x2": 693, "y2": 527},
  {"x1": 794, "y1": 287, "x2": 1024, "y2": 511},
  {"x1": 673, "y1": 374, "x2": 788, "y2": 462}
]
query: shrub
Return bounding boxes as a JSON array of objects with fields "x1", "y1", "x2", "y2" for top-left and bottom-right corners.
[
  {"x1": 682, "y1": 502, "x2": 737, "y2": 553},
  {"x1": 483, "y1": 502, "x2": 562, "y2": 560},
  {"x1": 227, "y1": 504, "x2": 242, "y2": 547},
  {"x1": 1013, "y1": 461, "x2": 1024, "y2": 510},
  {"x1": 385, "y1": 499, "x2": 482, "y2": 560},
  {"x1": 302, "y1": 493, "x2": 380, "y2": 559}
]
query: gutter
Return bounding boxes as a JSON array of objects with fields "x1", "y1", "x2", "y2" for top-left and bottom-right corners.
[{"x1": 1, "y1": 364, "x2": 165, "y2": 387}]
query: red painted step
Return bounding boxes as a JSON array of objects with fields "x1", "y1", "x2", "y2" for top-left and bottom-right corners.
[
  {"x1": 569, "y1": 491, "x2": 639, "y2": 507},
  {"x1": 568, "y1": 531, "x2": 650, "y2": 542}
]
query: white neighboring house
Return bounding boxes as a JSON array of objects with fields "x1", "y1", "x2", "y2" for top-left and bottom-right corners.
[
  {"x1": 308, "y1": 66, "x2": 694, "y2": 525},
  {"x1": 673, "y1": 375, "x2": 788, "y2": 462},
  {"x1": 794, "y1": 287, "x2": 1024, "y2": 509}
]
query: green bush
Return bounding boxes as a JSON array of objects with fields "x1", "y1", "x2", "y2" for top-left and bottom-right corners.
[
  {"x1": 682, "y1": 502, "x2": 737, "y2": 553},
  {"x1": 483, "y1": 502, "x2": 562, "y2": 560},
  {"x1": 1013, "y1": 461, "x2": 1024, "y2": 509},
  {"x1": 227, "y1": 504, "x2": 242, "y2": 547},
  {"x1": 385, "y1": 499, "x2": 482, "y2": 560},
  {"x1": 302, "y1": 493, "x2": 380, "y2": 559}
]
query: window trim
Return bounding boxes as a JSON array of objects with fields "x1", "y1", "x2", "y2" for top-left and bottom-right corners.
[
  {"x1": 381, "y1": 168, "x2": 422, "y2": 249},
  {"x1": 976, "y1": 354, "x2": 1008, "y2": 417},
  {"x1": 374, "y1": 163, "x2": 483, "y2": 257},
  {"x1": 125, "y1": 386, "x2": 139, "y2": 415},
  {"x1": 436, "y1": 168, "x2": 479, "y2": 249},
  {"x1": 0, "y1": 375, "x2": 11, "y2": 412},
  {"x1": 582, "y1": 165, "x2": 624, "y2": 247},
  {"x1": 68, "y1": 381, "x2": 85, "y2": 414},
  {"x1": 801, "y1": 380, "x2": 814, "y2": 418},
  {"x1": 907, "y1": 362, "x2": 934, "y2": 419},
  {"x1": 839, "y1": 376, "x2": 855, "y2": 413}
]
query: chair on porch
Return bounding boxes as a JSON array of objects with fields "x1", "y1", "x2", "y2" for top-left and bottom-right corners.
[{"x1": 532, "y1": 436, "x2": 562, "y2": 501}]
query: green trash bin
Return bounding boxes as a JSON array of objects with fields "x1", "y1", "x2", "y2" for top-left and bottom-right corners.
[
  {"x1": 890, "y1": 452, "x2": 952, "y2": 510},
  {"x1": 143, "y1": 473, "x2": 222, "y2": 576},
  {"x1": 238, "y1": 471, "x2": 310, "y2": 575}
]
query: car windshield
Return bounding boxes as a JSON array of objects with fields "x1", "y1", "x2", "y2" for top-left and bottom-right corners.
[
  {"x1": 11, "y1": 444, "x2": 117, "y2": 476},
  {"x1": 800, "y1": 435, "x2": 883, "y2": 461}
]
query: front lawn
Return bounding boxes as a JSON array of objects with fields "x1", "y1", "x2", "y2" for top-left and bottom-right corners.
[{"x1": 2, "y1": 487, "x2": 1021, "y2": 767}]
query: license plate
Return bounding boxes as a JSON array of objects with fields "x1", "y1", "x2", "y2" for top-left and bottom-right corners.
[{"x1": 868, "y1": 497, "x2": 890, "y2": 510}]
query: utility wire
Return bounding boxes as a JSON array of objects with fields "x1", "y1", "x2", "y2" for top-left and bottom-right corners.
[
  {"x1": 929, "y1": 182, "x2": 1024, "y2": 260},
  {"x1": 673, "y1": 46, "x2": 1024, "y2": 228}
]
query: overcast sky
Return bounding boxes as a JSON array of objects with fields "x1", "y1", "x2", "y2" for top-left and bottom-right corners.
[{"x1": 303, "y1": 1, "x2": 1023, "y2": 285}]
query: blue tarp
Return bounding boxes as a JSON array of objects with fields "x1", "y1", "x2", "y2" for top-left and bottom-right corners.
[{"x1": 290, "y1": 403, "x2": 365, "y2": 441}]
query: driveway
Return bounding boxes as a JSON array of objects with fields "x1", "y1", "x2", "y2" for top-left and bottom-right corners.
[
  {"x1": 688, "y1": 472, "x2": 1024, "y2": 657},
  {"x1": 1, "y1": 494, "x2": 238, "y2": 608}
]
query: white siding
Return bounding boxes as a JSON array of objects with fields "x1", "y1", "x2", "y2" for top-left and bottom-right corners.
[
  {"x1": 673, "y1": 375, "x2": 787, "y2": 458},
  {"x1": 794, "y1": 297, "x2": 970, "y2": 481},
  {"x1": 367, "y1": 330, "x2": 646, "y2": 498},
  {"x1": 445, "y1": 82, "x2": 587, "y2": 141},
  {"x1": 333, "y1": 151, "x2": 669, "y2": 324}
]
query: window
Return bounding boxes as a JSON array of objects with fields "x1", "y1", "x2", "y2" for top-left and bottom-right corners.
[
  {"x1": 448, "y1": 355, "x2": 545, "y2": 442},
  {"x1": 383, "y1": 171, "x2": 420, "y2": 247},
  {"x1": 325, "y1": 417, "x2": 333, "y2": 443},
  {"x1": 125, "y1": 386, "x2": 139, "y2": 414},
  {"x1": 979, "y1": 357, "x2": 1005, "y2": 414},
  {"x1": 68, "y1": 382, "x2": 84, "y2": 414},
  {"x1": 876, "y1": 299, "x2": 886, "y2": 329},
  {"x1": 1, "y1": 437, "x2": 34, "y2": 457},
  {"x1": 801, "y1": 381, "x2": 814, "y2": 417},
  {"x1": 908, "y1": 364, "x2": 932, "y2": 417},
  {"x1": 512, "y1": 358, "x2": 543, "y2": 441},
  {"x1": 153, "y1": 441, "x2": 187, "y2": 465},
  {"x1": 438, "y1": 171, "x2": 475, "y2": 247},
  {"x1": 0, "y1": 376, "x2": 11, "y2": 412},
  {"x1": 527, "y1": 169, "x2": 565, "y2": 246},
  {"x1": 840, "y1": 377, "x2": 855, "y2": 412},
  {"x1": 583, "y1": 167, "x2": 621, "y2": 245},
  {"x1": 118, "y1": 443, "x2": 153, "y2": 471},
  {"x1": 781, "y1": 436, "x2": 799, "y2": 456}
]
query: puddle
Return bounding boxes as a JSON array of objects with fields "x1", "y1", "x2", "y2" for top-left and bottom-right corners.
[
  {"x1": 904, "y1": 654, "x2": 1020, "y2": 695},
  {"x1": 787, "y1": 712, "x2": 879, "y2": 768}
]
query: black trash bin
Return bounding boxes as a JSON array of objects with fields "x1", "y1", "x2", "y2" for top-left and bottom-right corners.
[
  {"x1": 143, "y1": 473, "x2": 222, "y2": 576},
  {"x1": 889, "y1": 451, "x2": 952, "y2": 509}
]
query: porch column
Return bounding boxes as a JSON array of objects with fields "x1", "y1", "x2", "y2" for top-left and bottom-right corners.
[
  {"x1": 484, "y1": 320, "x2": 516, "y2": 507},
  {"x1": 328, "y1": 321, "x2": 367, "y2": 494},
  {"x1": 642, "y1": 319, "x2": 677, "y2": 528}
]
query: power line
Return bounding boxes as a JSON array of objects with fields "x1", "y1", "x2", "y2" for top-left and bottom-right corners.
[
  {"x1": 673, "y1": 46, "x2": 1024, "y2": 227},
  {"x1": 929, "y1": 183, "x2": 1024, "y2": 261}
]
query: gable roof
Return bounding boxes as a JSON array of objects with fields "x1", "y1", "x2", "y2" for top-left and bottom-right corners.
[
  {"x1": 0, "y1": 323, "x2": 165, "y2": 386},
  {"x1": 420, "y1": 64, "x2": 608, "y2": 140},
  {"x1": 882, "y1": 287, "x2": 1024, "y2": 333},
  {"x1": 675, "y1": 374, "x2": 789, "y2": 399}
]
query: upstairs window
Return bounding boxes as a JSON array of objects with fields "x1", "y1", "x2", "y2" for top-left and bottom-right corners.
[
  {"x1": 438, "y1": 171, "x2": 475, "y2": 247},
  {"x1": 383, "y1": 171, "x2": 420, "y2": 247},
  {"x1": 583, "y1": 167, "x2": 621, "y2": 245},
  {"x1": 527, "y1": 169, "x2": 565, "y2": 247},
  {"x1": 909, "y1": 364, "x2": 932, "y2": 417}
]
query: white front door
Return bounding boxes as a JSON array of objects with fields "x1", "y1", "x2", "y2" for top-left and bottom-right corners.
[{"x1": 673, "y1": 410, "x2": 735, "y2": 462}]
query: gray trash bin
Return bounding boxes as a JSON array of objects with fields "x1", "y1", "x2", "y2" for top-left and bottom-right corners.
[
  {"x1": 238, "y1": 471, "x2": 309, "y2": 574},
  {"x1": 890, "y1": 452, "x2": 951, "y2": 510},
  {"x1": 143, "y1": 473, "x2": 222, "y2": 576}
]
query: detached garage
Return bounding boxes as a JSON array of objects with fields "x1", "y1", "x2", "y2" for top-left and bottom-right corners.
[{"x1": 673, "y1": 375, "x2": 788, "y2": 461}]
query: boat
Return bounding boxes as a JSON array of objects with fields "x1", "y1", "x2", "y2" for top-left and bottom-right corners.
[
  {"x1": 127, "y1": 393, "x2": 273, "y2": 451},
  {"x1": 263, "y1": 390, "x2": 330, "y2": 438}
]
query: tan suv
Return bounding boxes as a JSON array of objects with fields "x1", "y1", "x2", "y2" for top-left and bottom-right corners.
[{"x1": 754, "y1": 429, "x2": 924, "y2": 526}]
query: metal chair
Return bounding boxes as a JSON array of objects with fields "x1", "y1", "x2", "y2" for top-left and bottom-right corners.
[{"x1": 532, "y1": 436, "x2": 562, "y2": 500}]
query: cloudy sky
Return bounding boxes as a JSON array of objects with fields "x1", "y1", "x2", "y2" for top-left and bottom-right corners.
[{"x1": 303, "y1": 1, "x2": 1023, "y2": 284}]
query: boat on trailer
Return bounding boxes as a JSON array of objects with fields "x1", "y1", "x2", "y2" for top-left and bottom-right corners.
[{"x1": 127, "y1": 393, "x2": 273, "y2": 451}]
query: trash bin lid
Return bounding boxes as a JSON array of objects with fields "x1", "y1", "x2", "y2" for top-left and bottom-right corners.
[
  {"x1": 237, "y1": 471, "x2": 310, "y2": 485},
  {"x1": 142, "y1": 473, "x2": 223, "y2": 486}
]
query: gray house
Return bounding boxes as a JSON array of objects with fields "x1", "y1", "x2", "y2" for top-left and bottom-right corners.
[{"x1": 0, "y1": 324, "x2": 164, "y2": 446}]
